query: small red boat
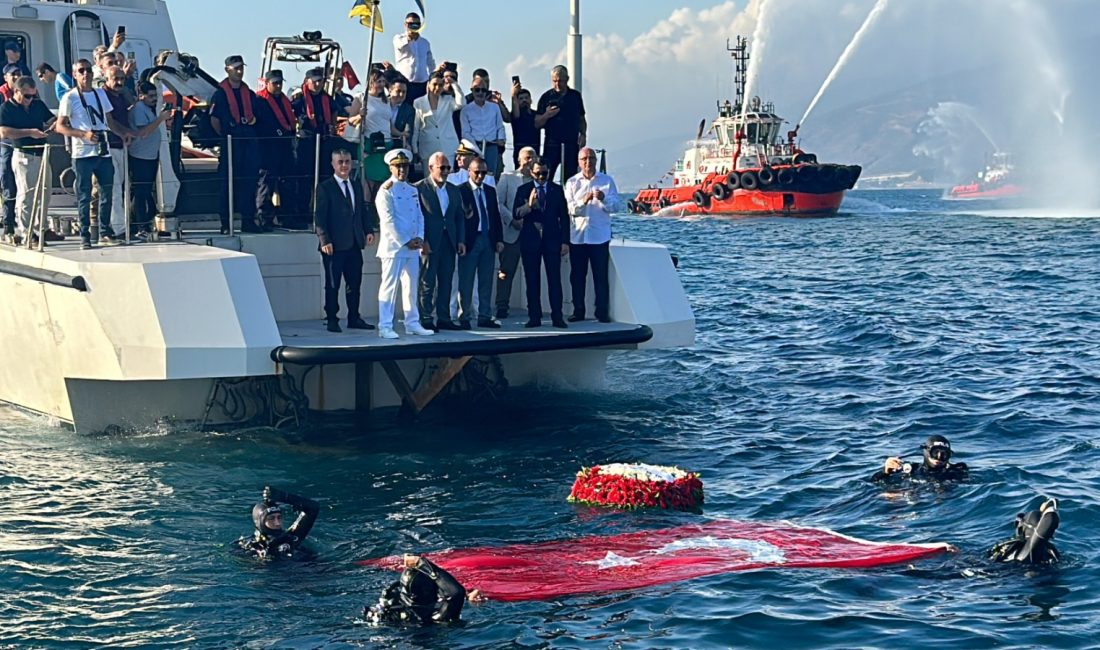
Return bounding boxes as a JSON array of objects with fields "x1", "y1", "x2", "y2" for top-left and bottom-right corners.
[
  {"x1": 629, "y1": 37, "x2": 861, "y2": 218},
  {"x1": 947, "y1": 152, "x2": 1022, "y2": 199}
]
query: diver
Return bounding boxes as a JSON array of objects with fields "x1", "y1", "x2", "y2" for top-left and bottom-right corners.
[
  {"x1": 364, "y1": 554, "x2": 481, "y2": 626},
  {"x1": 870, "y1": 434, "x2": 969, "y2": 483},
  {"x1": 989, "y1": 498, "x2": 1061, "y2": 565},
  {"x1": 238, "y1": 485, "x2": 319, "y2": 560}
]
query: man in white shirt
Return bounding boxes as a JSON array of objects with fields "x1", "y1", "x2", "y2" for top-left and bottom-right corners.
[
  {"x1": 57, "y1": 58, "x2": 131, "y2": 249},
  {"x1": 392, "y1": 12, "x2": 434, "y2": 106},
  {"x1": 375, "y1": 148, "x2": 435, "y2": 339},
  {"x1": 493, "y1": 146, "x2": 536, "y2": 319},
  {"x1": 460, "y1": 87, "x2": 505, "y2": 182},
  {"x1": 564, "y1": 147, "x2": 622, "y2": 323}
]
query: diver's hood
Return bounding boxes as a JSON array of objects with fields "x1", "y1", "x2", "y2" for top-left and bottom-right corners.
[
  {"x1": 1012, "y1": 500, "x2": 1059, "y2": 562},
  {"x1": 252, "y1": 502, "x2": 282, "y2": 538}
]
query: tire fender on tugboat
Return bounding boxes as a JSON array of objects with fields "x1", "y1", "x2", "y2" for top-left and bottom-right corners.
[
  {"x1": 711, "y1": 183, "x2": 731, "y2": 200},
  {"x1": 757, "y1": 167, "x2": 776, "y2": 187},
  {"x1": 692, "y1": 189, "x2": 710, "y2": 208},
  {"x1": 778, "y1": 167, "x2": 796, "y2": 186},
  {"x1": 739, "y1": 171, "x2": 759, "y2": 191},
  {"x1": 726, "y1": 171, "x2": 741, "y2": 189}
]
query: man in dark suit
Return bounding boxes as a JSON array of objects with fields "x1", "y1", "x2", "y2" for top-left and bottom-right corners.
[
  {"x1": 315, "y1": 148, "x2": 378, "y2": 333},
  {"x1": 414, "y1": 151, "x2": 466, "y2": 331},
  {"x1": 457, "y1": 157, "x2": 504, "y2": 328},
  {"x1": 513, "y1": 160, "x2": 569, "y2": 328}
]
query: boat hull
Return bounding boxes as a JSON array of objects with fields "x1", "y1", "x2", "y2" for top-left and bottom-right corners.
[
  {"x1": 632, "y1": 187, "x2": 847, "y2": 217},
  {"x1": 947, "y1": 183, "x2": 1023, "y2": 200}
]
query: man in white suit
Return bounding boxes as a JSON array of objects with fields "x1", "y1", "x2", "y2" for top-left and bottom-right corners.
[{"x1": 375, "y1": 148, "x2": 436, "y2": 339}]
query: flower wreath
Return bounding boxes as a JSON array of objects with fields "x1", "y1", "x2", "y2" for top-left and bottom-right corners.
[{"x1": 567, "y1": 463, "x2": 704, "y2": 510}]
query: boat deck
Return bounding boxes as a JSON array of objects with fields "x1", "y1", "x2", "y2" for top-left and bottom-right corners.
[{"x1": 272, "y1": 318, "x2": 653, "y2": 365}]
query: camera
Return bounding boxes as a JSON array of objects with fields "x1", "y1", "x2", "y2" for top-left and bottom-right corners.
[{"x1": 94, "y1": 131, "x2": 109, "y2": 156}]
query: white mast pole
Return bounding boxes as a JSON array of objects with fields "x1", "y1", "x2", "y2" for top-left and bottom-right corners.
[{"x1": 567, "y1": 0, "x2": 582, "y2": 92}]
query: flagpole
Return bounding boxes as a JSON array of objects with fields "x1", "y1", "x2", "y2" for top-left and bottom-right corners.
[{"x1": 359, "y1": 0, "x2": 380, "y2": 181}]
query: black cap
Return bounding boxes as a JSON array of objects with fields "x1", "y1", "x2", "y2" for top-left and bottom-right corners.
[
  {"x1": 224, "y1": 54, "x2": 245, "y2": 68},
  {"x1": 4, "y1": 41, "x2": 20, "y2": 53},
  {"x1": 305, "y1": 67, "x2": 324, "y2": 81},
  {"x1": 264, "y1": 69, "x2": 284, "y2": 82},
  {"x1": 2, "y1": 63, "x2": 21, "y2": 76}
]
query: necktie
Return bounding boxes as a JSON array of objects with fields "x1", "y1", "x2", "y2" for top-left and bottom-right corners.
[
  {"x1": 342, "y1": 180, "x2": 353, "y2": 209},
  {"x1": 537, "y1": 184, "x2": 546, "y2": 210},
  {"x1": 477, "y1": 187, "x2": 488, "y2": 233}
]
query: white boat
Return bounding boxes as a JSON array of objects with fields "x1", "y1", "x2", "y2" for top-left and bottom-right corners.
[{"x1": 0, "y1": 0, "x2": 695, "y2": 433}]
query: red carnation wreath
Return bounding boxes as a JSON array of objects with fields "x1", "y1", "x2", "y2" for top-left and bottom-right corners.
[{"x1": 568, "y1": 463, "x2": 704, "y2": 511}]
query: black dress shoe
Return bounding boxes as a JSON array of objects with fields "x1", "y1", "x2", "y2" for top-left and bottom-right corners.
[
  {"x1": 241, "y1": 220, "x2": 263, "y2": 234},
  {"x1": 437, "y1": 320, "x2": 462, "y2": 331},
  {"x1": 551, "y1": 318, "x2": 568, "y2": 329},
  {"x1": 495, "y1": 309, "x2": 509, "y2": 320},
  {"x1": 478, "y1": 318, "x2": 502, "y2": 329},
  {"x1": 597, "y1": 316, "x2": 612, "y2": 323},
  {"x1": 567, "y1": 314, "x2": 585, "y2": 323},
  {"x1": 524, "y1": 319, "x2": 542, "y2": 328},
  {"x1": 459, "y1": 320, "x2": 473, "y2": 330},
  {"x1": 326, "y1": 319, "x2": 342, "y2": 333},
  {"x1": 347, "y1": 318, "x2": 375, "y2": 330}
]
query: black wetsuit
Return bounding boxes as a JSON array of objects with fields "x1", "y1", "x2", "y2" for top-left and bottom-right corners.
[
  {"x1": 237, "y1": 490, "x2": 319, "y2": 560},
  {"x1": 989, "y1": 537, "x2": 1060, "y2": 566},
  {"x1": 988, "y1": 505, "x2": 1060, "y2": 566},
  {"x1": 870, "y1": 461, "x2": 969, "y2": 484},
  {"x1": 366, "y1": 557, "x2": 467, "y2": 625}
]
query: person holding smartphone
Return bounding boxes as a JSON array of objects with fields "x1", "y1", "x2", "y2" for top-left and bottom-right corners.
[
  {"x1": 0, "y1": 75, "x2": 54, "y2": 245},
  {"x1": 534, "y1": 65, "x2": 586, "y2": 182},
  {"x1": 509, "y1": 78, "x2": 539, "y2": 170},
  {"x1": 392, "y1": 12, "x2": 434, "y2": 106}
]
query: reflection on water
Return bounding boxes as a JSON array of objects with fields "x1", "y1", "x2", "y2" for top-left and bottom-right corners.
[{"x1": 2, "y1": 191, "x2": 1100, "y2": 648}]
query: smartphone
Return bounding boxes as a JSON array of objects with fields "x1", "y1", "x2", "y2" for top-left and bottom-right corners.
[
  {"x1": 127, "y1": 51, "x2": 136, "y2": 61},
  {"x1": 443, "y1": 61, "x2": 457, "y2": 74},
  {"x1": 512, "y1": 75, "x2": 520, "y2": 86},
  {"x1": 117, "y1": 25, "x2": 126, "y2": 35}
]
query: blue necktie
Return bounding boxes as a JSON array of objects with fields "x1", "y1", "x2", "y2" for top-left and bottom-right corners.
[
  {"x1": 537, "y1": 184, "x2": 546, "y2": 210},
  {"x1": 477, "y1": 187, "x2": 488, "y2": 233}
]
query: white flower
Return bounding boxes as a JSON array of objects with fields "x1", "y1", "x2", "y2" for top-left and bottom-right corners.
[{"x1": 599, "y1": 463, "x2": 689, "y2": 483}]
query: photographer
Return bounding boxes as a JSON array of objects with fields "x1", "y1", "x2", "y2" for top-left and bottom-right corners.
[
  {"x1": 57, "y1": 58, "x2": 132, "y2": 249},
  {"x1": 535, "y1": 65, "x2": 586, "y2": 182},
  {"x1": 128, "y1": 81, "x2": 174, "y2": 238}
]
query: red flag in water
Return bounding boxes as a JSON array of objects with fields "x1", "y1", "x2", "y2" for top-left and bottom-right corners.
[
  {"x1": 341, "y1": 61, "x2": 361, "y2": 90},
  {"x1": 359, "y1": 519, "x2": 950, "y2": 601}
]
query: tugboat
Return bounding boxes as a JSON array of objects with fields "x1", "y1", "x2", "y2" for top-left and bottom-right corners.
[
  {"x1": 628, "y1": 37, "x2": 860, "y2": 217},
  {"x1": 947, "y1": 152, "x2": 1022, "y2": 199}
]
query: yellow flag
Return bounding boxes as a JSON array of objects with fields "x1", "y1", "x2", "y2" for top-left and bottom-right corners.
[{"x1": 349, "y1": 0, "x2": 383, "y2": 32}]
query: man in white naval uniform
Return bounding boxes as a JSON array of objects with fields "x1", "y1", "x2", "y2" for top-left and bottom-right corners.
[{"x1": 376, "y1": 148, "x2": 436, "y2": 339}]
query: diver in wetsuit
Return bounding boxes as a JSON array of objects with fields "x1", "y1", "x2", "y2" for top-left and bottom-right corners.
[
  {"x1": 364, "y1": 554, "x2": 475, "y2": 625},
  {"x1": 238, "y1": 485, "x2": 319, "y2": 560},
  {"x1": 870, "y1": 434, "x2": 969, "y2": 483},
  {"x1": 989, "y1": 498, "x2": 1060, "y2": 566}
]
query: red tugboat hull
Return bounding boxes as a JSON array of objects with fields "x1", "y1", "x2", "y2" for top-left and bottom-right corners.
[{"x1": 947, "y1": 183, "x2": 1023, "y2": 200}]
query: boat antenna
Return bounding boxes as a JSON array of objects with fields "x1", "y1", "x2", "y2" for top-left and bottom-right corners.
[{"x1": 696, "y1": 118, "x2": 706, "y2": 140}]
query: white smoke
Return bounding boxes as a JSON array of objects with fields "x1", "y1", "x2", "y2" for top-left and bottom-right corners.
[{"x1": 912, "y1": 102, "x2": 1000, "y2": 182}]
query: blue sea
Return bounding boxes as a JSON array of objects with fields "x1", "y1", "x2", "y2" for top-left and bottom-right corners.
[{"x1": 2, "y1": 190, "x2": 1098, "y2": 649}]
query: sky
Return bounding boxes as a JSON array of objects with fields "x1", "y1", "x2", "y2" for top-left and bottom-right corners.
[{"x1": 171, "y1": 0, "x2": 1100, "y2": 188}]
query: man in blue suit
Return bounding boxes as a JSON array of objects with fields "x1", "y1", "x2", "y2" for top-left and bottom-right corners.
[
  {"x1": 513, "y1": 160, "x2": 569, "y2": 328},
  {"x1": 415, "y1": 151, "x2": 465, "y2": 331}
]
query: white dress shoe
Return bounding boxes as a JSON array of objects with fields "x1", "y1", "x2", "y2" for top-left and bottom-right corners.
[
  {"x1": 407, "y1": 323, "x2": 436, "y2": 336},
  {"x1": 378, "y1": 328, "x2": 399, "y2": 339}
]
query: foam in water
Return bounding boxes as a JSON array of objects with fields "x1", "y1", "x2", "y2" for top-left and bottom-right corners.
[{"x1": 799, "y1": 0, "x2": 890, "y2": 127}]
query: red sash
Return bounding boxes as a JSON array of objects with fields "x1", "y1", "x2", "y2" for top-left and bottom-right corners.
[
  {"x1": 256, "y1": 88, "x2": 294, "y2": 132},
  {"x1": 303, "y1": 91, "x2": 333, "y2": 129},
  {"x1": 219, "y1": 78, "x2": 254, "y2": 125}
]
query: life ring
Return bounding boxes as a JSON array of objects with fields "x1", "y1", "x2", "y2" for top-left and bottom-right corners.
[
  {"x1": 777, "y1": 168, "x2": 796, "y2": 186},
  {"x1": 658, "y1": 196, "x2": 671, "y2": 209},
  {"x1": 711, "y1": 183, "x2": 731, "y2": 201},
  {"x1": 726, "y1": 171, "x2": 741, "y2": 189},
  {"x1": 757, "y1": 167, "x2": 775, "y2": 187},
  {"x1": 792, "y1": 152, "x2": 818, "y2": 165},
  {"x1": 739, "y1": 170, "x2": 759, "y2": 191},
  {"x1": 692, "y1": 189, "x2": 710, "y2": 208}
]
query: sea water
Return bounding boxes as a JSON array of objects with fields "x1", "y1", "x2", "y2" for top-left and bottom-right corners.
[{"x1": 1, "y1": 190, "x2": 1098, "y2": 648}]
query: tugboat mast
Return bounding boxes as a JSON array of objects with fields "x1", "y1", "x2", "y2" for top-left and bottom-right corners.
[{"x1": 728, "y1": 35, "x2": 749, "y2": 115}]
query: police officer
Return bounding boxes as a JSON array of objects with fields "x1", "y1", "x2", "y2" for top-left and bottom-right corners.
[
  {"x1": 254, "y1": 69, "x2": 298, "y2": 230},
  {"x1": 375, "y1": 148, "x2": 435, "y2": 339},
  {"x1": 293, "y1": 67, "x2": 340, "y2": 224},
  {"x1": 209, "y1": 54, "x2": 261, "y2": 233}
]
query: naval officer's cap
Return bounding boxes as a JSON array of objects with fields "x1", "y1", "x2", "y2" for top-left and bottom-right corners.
[
  {"x1": 455, "y1": 139, "x2": 481, "y2": 156},
  {"x1": 384, "y1": 148, "x2": 413, "y2": 166}
]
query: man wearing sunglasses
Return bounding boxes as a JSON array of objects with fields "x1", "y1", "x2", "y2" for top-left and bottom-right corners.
[
  {"x1": 871, "y1": 434, "x2": 969, "y2": 483},
  {"x1": 0, "y1": 76, "x2": 53, "y2": 245},
  {"x1": 514, "y1": 160, "x2": 570, "y2": 328},
  {"x1": 393, "y1": 11, "x2": 434, "y2": 106},
  {"x1": 459, "y1": 83, "x2": 506, "y2": 182},
  {"x1": 57, "y1": 59, "x2": 132, "y2": 249},
  {"x1": 414, "y1": 151, "x2": 465, "y2": 332}
]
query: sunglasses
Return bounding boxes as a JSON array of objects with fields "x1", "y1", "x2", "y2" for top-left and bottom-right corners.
[
  {"x1": 434, "y1": 164, "x2": 451, "y2": 171},
  {"x1": 533, "y1": 171, "x2": 548, "y2": 178},
  {"x1": 75, "y1": 68, "x2": 92, "y2": 74},
  {"x1": 20, "y1": 92, "x2": 37, "y2": 99},
  {"x1": 471, "y1": 170, "x2": 487, "y2": 176},
  {"x1": 406, "y1": 22, "x2": 421, "y2": 28},
  {"x1": 473, "y1": 89, "x2": 488, "y2": 94}
]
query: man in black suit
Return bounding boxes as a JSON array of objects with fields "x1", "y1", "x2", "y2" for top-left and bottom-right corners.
[
  {"x1": 414, "y1": 151, "x2": 466, "y2": 331},
  {"x1": 457, "y1": 157, "x2": 504, "y2": 328},
  {"x1": 315, "y1": 148, "x2": 378, "y2": 333},
  {"x1": 513, "y1": 160, "x2": 569, "y2": 328}
]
